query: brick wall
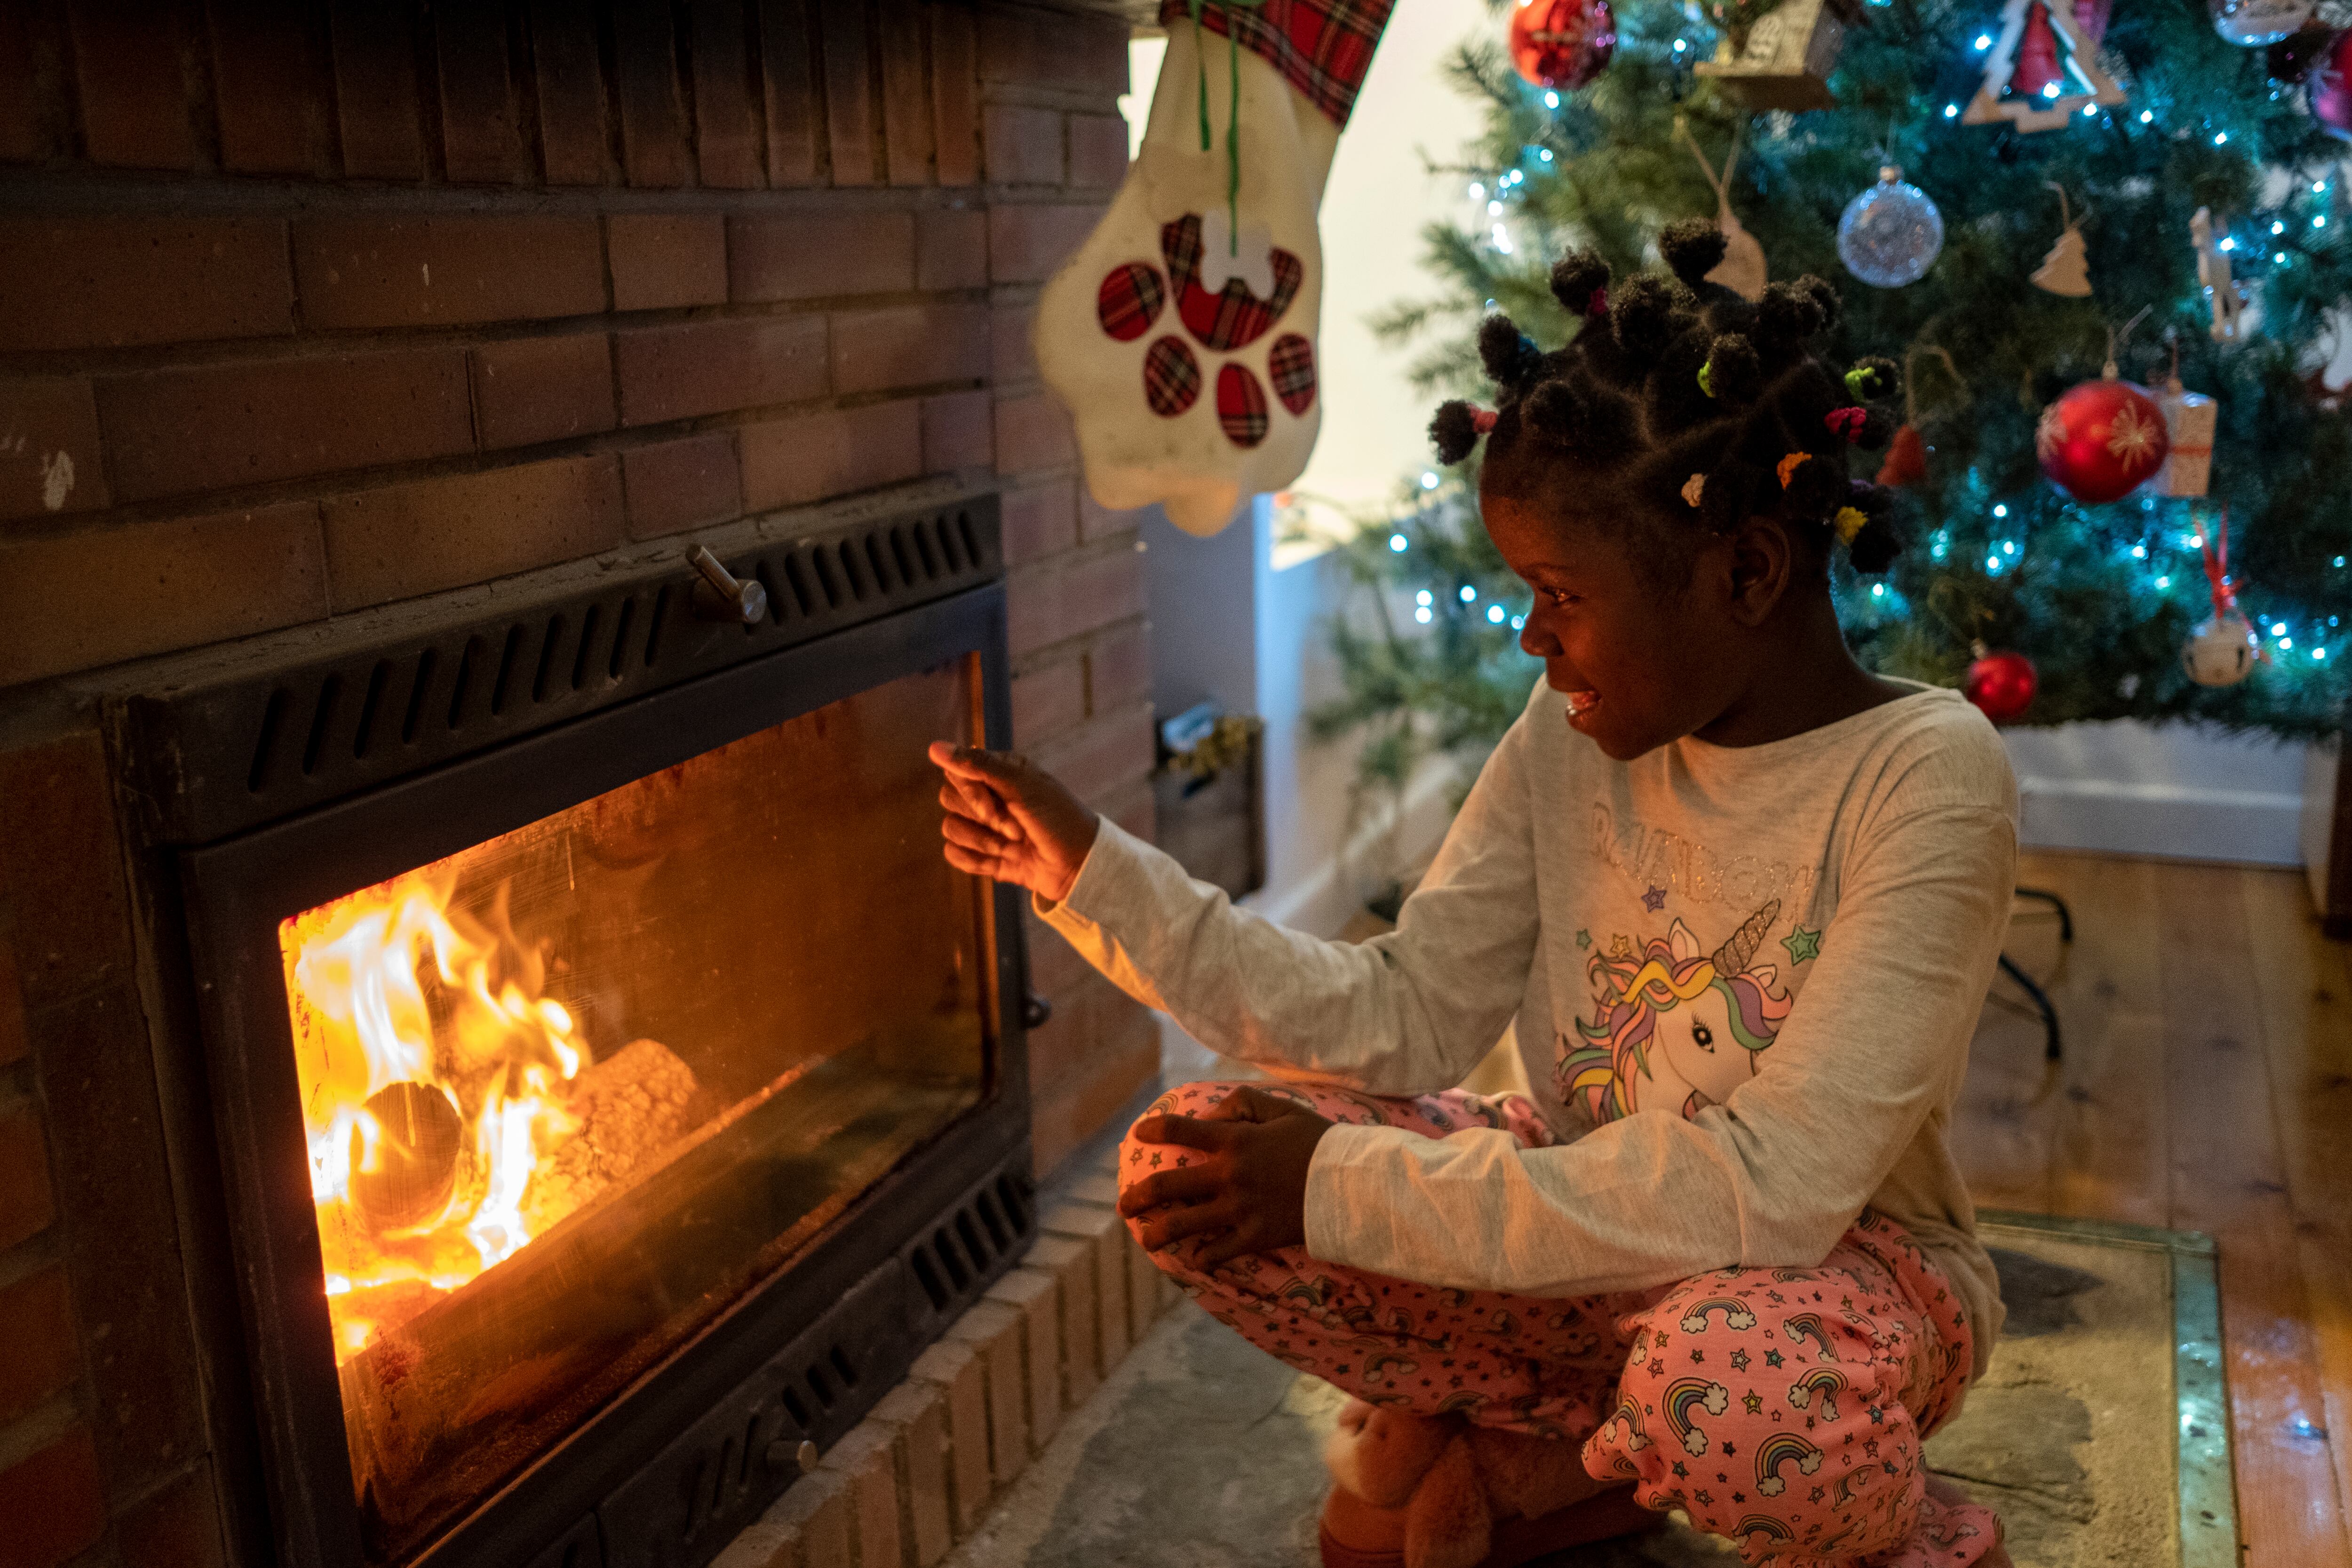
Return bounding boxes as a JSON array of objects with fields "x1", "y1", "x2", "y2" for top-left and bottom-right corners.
[{"x1": 0, "y1": 3, "x2": 1162, "y2": 1562}]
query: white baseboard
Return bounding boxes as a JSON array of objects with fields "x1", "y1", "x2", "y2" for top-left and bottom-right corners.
[
  {"x1": 2016, "y1": 776, "x2": 2305, "y2": 865},
  {"x1": 1243, "y1": 762, "x2": 1460, "y2": 938}
]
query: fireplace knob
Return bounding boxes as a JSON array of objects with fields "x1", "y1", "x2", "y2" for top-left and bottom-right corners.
[
  {"x1": 765, "y1": 1438, "x2": 819, "y2": 1474},
  {"x1": 1021, "y1": 993, "x2": 1052, "y2": 1029},
  {"x1": 690, "y1": 545, "x2": 768, "y2": 625}
]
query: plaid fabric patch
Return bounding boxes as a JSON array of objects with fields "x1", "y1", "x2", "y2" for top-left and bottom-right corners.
[
  {"x1": 1216, "y1": 362, "x2": 1269, "y2": 448},
  {"x1": 1267, "y1": 332, "x2": 1317, "y2": 414},
  {"x1": 1160, "y1": 0, "x2": 1394, "y2": 127},
  {"x1": 1097, "y1": 262, "x2": 1166, "y2": 342},
  {"x1": 1144, "y1": 335, "x2": 1202, "y2": 417},
  {"x1": 1160, "y1": 215, "x2": 1303, "y2": 352}
]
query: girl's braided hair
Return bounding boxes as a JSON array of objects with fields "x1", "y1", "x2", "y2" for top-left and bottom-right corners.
[{"x1": 1430, "y1": 219, "x2": 1907, "y2": 577}]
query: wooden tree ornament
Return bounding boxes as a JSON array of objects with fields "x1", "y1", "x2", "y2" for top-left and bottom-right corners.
[
  {"x1": 1676, "y1": 119, "x2": 1767, "y2": 300},
  {"x1": 1962, "y1": 0, "x2": 2125, "y2": 131},
  {"x1": 2031, "y1": 184, "x2": 2091, "y2": 295},
  {"x1": 1695, "y1": 0, "x2": 1863, "y2": 111}
]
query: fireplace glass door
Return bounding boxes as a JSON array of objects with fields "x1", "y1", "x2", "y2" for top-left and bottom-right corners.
[{"x1": 274, "y1": 657, "x2": 992, "y2": 1561}]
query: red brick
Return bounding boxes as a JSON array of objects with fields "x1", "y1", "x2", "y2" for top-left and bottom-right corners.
[
  {"x1": 0, "y1": 736, "x2": 133, "y2": 1007},
  {"x1": 0, "y1": 379, "x2": 107, "y2": 522},
  {"x1": 689, "y1": 0, "x2": 762, "y2": 189},
  {"x1": 1025, "y1": 970, "x2": 1117, "y2": 1111},
  {"x1": 612, "y1": 315, "x2": 827, "y2": 426},
  {"x1": 992, "y1": 303, "x2": 1038, "y2": 383},
  {"x1": 917, "y1": 207, "x2": 988, "y2": 291},
  {"x1": 0, "y1": 1425, "x2": 104, "y2": 1568},
  {"x1": 923, "y1": 391, "x2": 992, "y2": 474},
  {"x1": 329, "y1": 0, "x2": 425, "y2": 179},
  {"x1": 1079, "y1": 489, "x2": 1145, "y2": 542},
  {"x1": 730, "y1": 211, "x2": 915, "y2": 301},
  {"x1": 867, "y1": 1382, "x2": 953, "y2": 1567},
  {"x1": 0, "y1": 217, "x2": 292, "y2": 352},
  {"x1": 1022, "y1": 910, "x2": 1093, "y2": 1018},
  {"x1": 321, "y1": 454, "x2": 624, "y2": 610},
  {"x1": 820, "y1": 0, "x2": 874, "y2": 186},
  {"x1": 96, "y1": 349, "x2": 472, "y2": 503},
  {"x1": 906, "y1": 1338, "x2": 990, "y2": 1535},
  {"x1": 977, "y1": 6, "x2": 1128, "y2": 95},
  {"x1": 1104, "y1": 774, "x2": 1156, "y2": 842},
  {"x1": 0, "y1": 1266, "x2": 77, "y2": 1425},
  {"x1": 983, "y1": 104, "x2": 1062, "y2": 185},
  {"x1": 1012, "y1": 656, "x2": 1084, "y2": 745},
  {"x1": 761, "y1": 0, "x2": 819, "y2": 186},
  {"x1": 0, "y1": 947, "x2": 22, "y2": 1068},
  {"x1": 988, "y1": 204, "x2": 1100, "y2": 285},
  {"x1": 1031, "y1": 1008, "x2": 1159, "y2": 1178},
  {"x1": 208, "y1": 0, "x2": 333, "y2": 175},
  {"x1": 68, "y1": 0, "x2": 194, "y2": 169},
  {"x1": 622, "y1": 432, "x2": 743, "y2": 539},
  {"x1": 0, "y1": 1107, "x2": 55, "y2": 1251},
  {"x1": 1068, "y1": 113, "x2": 1129, "y2": 189},
  {"x1": 529, "y1": 0, "x2": 612, "y2": 184},
  {"x1": 1007, "y1": 543, "x2": 1144, "y2": 657},
  {"x1": 612, "y1": 0, "x2": 692, "y2": 186},
  {"x1": 993, "y1": 387, "x2": 1076, "y2": 475},
  {"x1": 738, "y1": 401, "x2": 922, "y2": 511},
  {"x1": 1035, "y1": 700, "x2": 1154, "y2": 801},
  {"x1": 606, "y1": 215, "x2": 726, "y2": 311},
  {"x1": 998, "y1": 479, "x2": 1075, "y2": 567},
  {"x1": 831, "y1": 302, "x2": 987, "y2": 396},
  {"x1": 433, "y1": 0, "x2": 529, "y2": 183},
  {"x1": 930, "y1": 4, "x2": 980, "y2": 187},
  {"x1": 1087, "y1": 618, "x2": 1152, "y2": 713},
  {"x1": 879, "y1": 1, "x2": 933, "y2": 187},
  {"x1": 0, "y1": 3, "x2": 43, "y2": 163},
  {"x1": 942, "y1": 1300, "x2": 1027, "y2": 1484},
  {"x1": 294, "y1": 215, "x2": 606, "y2": 328},
  {"x1": 470, "y1": 335, "x2": 617, "y2": 449},
  {"x1": 0, "y1": 502, "x2": 328, "y2": 686},
  {"x1": 116, "y1": 1460, "x2": 228, "y2": 1568},
  {"x1": 817, "y1": 1421, "x2": 900, "y2": 1568}
]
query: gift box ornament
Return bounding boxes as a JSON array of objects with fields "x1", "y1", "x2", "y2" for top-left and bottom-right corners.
[
  {"x1": 2154, "y1": 377, "x2": 2217, "y2": 497},
  {"x1": 1695, "y1": 0, "x2": 1863, "y2": 112}
]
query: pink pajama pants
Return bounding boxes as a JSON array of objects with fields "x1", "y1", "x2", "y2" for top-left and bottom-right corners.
[{"x1": 1120, "y1": 1081, "x2": 2002, "y2": 1568}]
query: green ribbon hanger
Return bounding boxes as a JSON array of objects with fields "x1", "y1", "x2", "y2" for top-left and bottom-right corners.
[{"x1": 1187, "y1": 0, "x2": 1265, "y2": 256}]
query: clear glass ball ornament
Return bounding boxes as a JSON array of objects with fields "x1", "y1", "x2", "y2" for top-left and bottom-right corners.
[
  {"x1": 2209, "y1": 0, "x2": 2312, "y2": 47},
  {"x1": 1837, "y1": 166, "x2": 1944, "y2": 288}
]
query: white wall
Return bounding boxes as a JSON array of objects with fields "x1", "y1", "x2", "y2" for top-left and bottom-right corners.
[{"x1": 2003, "y1": 722, "x2": 2309, "y2": 866}]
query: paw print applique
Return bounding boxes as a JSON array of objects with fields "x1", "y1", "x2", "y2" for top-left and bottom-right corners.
[{"x1": 1094, "y1": 211, "x2": 1317, "y2": 449}]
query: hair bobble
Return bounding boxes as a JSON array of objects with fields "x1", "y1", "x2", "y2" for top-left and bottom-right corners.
[
  {"x1": 1472, "y1": 407, "x2": 1498, "y2": 434},
  {"x1": 1682, "y1": 473, "x2": 1707, "y2": 507},
  {"x1": 1776, "y1": 452, "x2": 1813, "y2": 488},
  {"x1": 1587, "y1": 287, "x2": 1608, "y2": 319},
  {"x1": 1825, "y1": 406, "x2": 1868, "y2": 441},
  {"x1": 1833, "y1": 506, "x2": 1868, "y2": 544}
]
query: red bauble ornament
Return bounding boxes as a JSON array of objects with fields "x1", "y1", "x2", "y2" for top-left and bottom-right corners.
[
  {"x1": 2036, "y1": 370, "x2": 2169, "y2": 503},
  {"x1": 2307, "y1": 29, "x2": 2352, "y2": 139},
  {"x1": 1509, "y1": 0, "x2": 1617, "y2": 89},
  {"x1": 1965, "y1": 647, "x2": 2039, "y2": 723}
]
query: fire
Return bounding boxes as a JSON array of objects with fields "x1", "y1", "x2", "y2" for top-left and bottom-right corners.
[{"x1": 281, "y1": 873, "x2": 593, "y2": 1364}]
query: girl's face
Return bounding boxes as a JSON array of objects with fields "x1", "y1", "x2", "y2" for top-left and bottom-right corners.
[{"x1": 1480, "y1": 493, "x2": 1749, "y2": 761}]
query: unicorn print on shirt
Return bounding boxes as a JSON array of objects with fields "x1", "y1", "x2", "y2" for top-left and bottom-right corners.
[{"x1": 1557, "y1": 901, "x2": 1792, "y2": 1121}]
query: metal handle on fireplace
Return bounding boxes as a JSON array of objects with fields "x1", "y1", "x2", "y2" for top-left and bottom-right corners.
[{"x1": 690, "y1": 545, "x2": 768, "y2": 624}]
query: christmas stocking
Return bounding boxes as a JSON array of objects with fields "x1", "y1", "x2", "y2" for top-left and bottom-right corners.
[{"x1": 1034, "y1": 0, "x2": 1392, "y2": 536}]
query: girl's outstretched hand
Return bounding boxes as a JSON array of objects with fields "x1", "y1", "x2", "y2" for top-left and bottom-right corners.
[
  {"x1": 1117, "y1": 1085, "x2": 1336, "y2": 1271},
  {"x1": 929, "y1": 742, "x2": 1099, "y2": 904}
]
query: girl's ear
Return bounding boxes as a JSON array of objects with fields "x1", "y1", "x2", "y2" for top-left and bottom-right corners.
[{"x1": 1723, "y1": 515, "x2": 1796, "y2": 626}]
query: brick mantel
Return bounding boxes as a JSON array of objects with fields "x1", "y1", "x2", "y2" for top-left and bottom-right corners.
[{"x1": 0, "y1": 4, "x2": 1162, "y2": 1563}]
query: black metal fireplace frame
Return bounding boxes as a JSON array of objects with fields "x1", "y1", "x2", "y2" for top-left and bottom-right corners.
[{"x1": 126, "y1": 493, "x2": 1038, "y2": 1568}]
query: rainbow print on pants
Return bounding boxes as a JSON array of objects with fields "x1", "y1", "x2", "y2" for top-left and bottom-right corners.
[
  {"x1": 1677, "y1": 1297, "x2": 1759, "y2": 1333},
  {"x1": 1754, "y1": 1433, "x2": 1824, "y2": 1496},
  {"x1": 1786, "y1": 1366, "x2": 1849, "y2": 1419},
  {"x1": 1663, "y1": 1377, "x2": 1730, "y2": 1456}
]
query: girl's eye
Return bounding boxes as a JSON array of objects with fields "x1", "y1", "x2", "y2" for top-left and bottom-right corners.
[
  {"x1": 1691, "y1": 1021, "x2": 1715, "y2": 1051},
  {"x1": 1546, "y1": 588, "x2": 1577, "y2": 607}
]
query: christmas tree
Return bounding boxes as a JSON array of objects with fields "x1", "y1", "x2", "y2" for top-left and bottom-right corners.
[{"x1": 1313, "y1": 0, "x2": 2352, "y2": 800}]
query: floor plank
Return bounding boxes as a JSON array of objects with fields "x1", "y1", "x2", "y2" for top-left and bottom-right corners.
[{"x1": 1960, "y1": 853, "x2": 2352, "y2": 1568}]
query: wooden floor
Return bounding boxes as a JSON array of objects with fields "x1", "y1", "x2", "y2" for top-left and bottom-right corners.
[{"x1": 1961, "y1": 852, "x2": 2352, "y2": 1568}]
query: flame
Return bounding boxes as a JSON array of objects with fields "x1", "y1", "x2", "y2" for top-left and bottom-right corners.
[{"x1": 281, "y1": 873, "x2": 594, "y2": 1364}]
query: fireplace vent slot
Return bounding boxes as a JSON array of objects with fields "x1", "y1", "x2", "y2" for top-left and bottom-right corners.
[{"x1": 118, "y1": 494, "x2": 1001, "y2": 843}]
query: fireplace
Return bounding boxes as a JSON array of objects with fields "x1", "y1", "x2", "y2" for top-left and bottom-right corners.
[{"x1": 112, "y1": 493, "x2": 1039, "y2": 1568}]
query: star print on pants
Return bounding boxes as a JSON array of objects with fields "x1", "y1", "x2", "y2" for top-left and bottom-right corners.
[{"x1": 1642, "y1": 884, "x2": 1668, "y2": 911}]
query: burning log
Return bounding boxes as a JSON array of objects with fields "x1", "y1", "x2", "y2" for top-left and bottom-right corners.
[{"x1": 520, "y1": 1038, "x2": 699, "y2": 1236}]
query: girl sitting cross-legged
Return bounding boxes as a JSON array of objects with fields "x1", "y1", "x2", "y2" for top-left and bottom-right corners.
[{"x1": 932, "y1": 222, "x2": 2016, "y2": 1568}]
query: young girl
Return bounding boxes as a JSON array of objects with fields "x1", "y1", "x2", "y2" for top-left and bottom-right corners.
[{"x1": 933, "y1": 222, "x2": 2016, "y2": 1568}]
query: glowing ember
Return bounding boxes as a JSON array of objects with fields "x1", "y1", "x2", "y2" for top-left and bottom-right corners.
[{"x1": 282, "y1": 872, "x2": 601, "y2": 1364}]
